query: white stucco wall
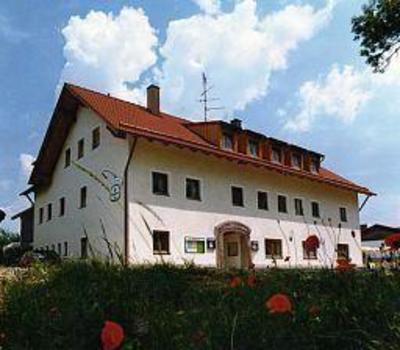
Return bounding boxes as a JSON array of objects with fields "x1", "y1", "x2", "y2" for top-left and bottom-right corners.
[
  {"x1": 128, "y1": 140, "x2": 363, "y2": 267},
  {"x1": 34, "y1": 107, "x2": 129, "y2": 259}
]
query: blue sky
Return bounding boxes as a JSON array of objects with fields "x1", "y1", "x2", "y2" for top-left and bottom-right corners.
[{"x1": 1, "y1": 0, "x2": 399, "y2": 231}]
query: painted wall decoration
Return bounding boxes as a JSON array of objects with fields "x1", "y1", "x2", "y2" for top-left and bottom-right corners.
[{"x1": 102, "y1": 170, "x2": 123, "y2": 202}]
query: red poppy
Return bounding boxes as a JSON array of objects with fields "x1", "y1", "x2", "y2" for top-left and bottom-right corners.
[
  {"x1": 247, "y1": 274, "x2": 256, "y2": 288},
  {"x1": 101, "y1": 321, "x2": 124, "y2": 350},
  {"x1": 266, "y1": 293, "x2": 292, "y2": 314},
  {"x1": 384, "y1": 233, "x2": 400, "y2": 251},
  {"x1": 229, "y1": 276, "x2": 242, "y2": 288},
  {"x1": 304, "y1": 235, "x2": 319, "y2": 251}
]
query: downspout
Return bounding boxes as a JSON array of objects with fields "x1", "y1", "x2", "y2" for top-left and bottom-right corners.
[{"x1": 123, "y1": 136, "x2": 138, "y2": 266}]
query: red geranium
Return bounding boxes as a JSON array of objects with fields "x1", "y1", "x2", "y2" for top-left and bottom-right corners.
[
  {"x1": 247, "y1": 274, "x2": 256, "y2": 288},
  {"x1": 384, "y1": 233, "x2": 400, "y2": 251},
  {"x1": 304, "y1": 235, "x2": 319, "y2": 251},
  {"x1": 101, "y1": 321, "x2": 124, "y2": 350},
  {"x1": 266, "y1": 293, "x2": 292, "y2": 314},
  {"x1": 335, "y1": 258, "x2": 354, "y2": 272}
]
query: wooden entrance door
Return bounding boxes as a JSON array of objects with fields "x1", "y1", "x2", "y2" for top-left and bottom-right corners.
[{"x1": 224, "y1": 233, "x2": 242, "y2": 269}]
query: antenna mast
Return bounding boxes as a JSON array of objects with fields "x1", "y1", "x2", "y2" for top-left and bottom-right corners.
[{"x1": 198, "y1": 72, "x2": 223, "y2": 122}]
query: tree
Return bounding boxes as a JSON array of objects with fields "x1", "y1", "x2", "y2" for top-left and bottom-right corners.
[{"x1": 352, "y1": 0, "x2": 400, "y2": 72}]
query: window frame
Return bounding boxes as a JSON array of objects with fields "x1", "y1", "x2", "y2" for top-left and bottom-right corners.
[
  {"x1": 222, "y1": 133, "x2": 234, "y2": 150},
  {"x1": 64, "y1": 241, "x2": 68, "y2": 257},
  {"x1": 310, "y1": 158, "x2": 319, "y2": 174},
  {"x1": 311, "y1": 201, "x2": 321, "y2": 218},
  {"x1": 271, "y1": 146, "x2": 282, "y2": 164},
  {"x1": 92, "y1": 126, "x2": 100, "y2": 150},
  {"x1": 231, "y1": 185, "x2": 244, "y2": 207},
  {"x1": 248, "y1": 139, "x2": 259, "y2": 157},
  {"x1": 257, "y1": 190, "x2": 269, "y2": 211},
  {"x1": 39, "y1": 207, "x2": 44, "y2": 225},
  {"x1": 153, "y1": 230, "x2": 170, "y2": 255},
  {"x1": 337, "y1": 243, "x2": 350, "y2": 260},
  {"x1": 185, "y1": 177, "x2": 202, "y2": 201},
  {"x1": 47, "y1": 203, "x2": 52, "y2": 222},
  {"x1": 294, "y1": 197, "x2": 304, "y2": 216},
  {"x1": 59, "y1": 197, "x2": 66, "y2": 217},
  {"x1": 265, "y1": 238, "x2": 283, "y2": 259},
  {"x1": 79, "y1": 186, "x2": 87, "y2": 209},
  {"x1": 302, "y1": 241, "x2": 318, "y2": 260},
  {"x1": 77, "y1": 138, "x2": 85, "y2": 159},
  {"x1": 151, "y1": 171, "x2": 170, "y2": 196},
  {"x1": 340, "y1": 207, "x2": 348, "y2": 222},
  {"x1": 277, "y1": 194, "x2": 288, "y2": 214},
  {"x1": 291, "y1": 153, "x2": 302, "y2": 169},
  {"x1": 65, "y1": 148, "x2": 71, "y2": 168}
]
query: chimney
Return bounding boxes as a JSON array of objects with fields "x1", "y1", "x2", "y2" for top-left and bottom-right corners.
[
  {"x1": 147, "y1": 84, "x2": 160, "y2": 115},
  {"x1": 231, "y1": 118, "x2": 242, "y2": 129}
]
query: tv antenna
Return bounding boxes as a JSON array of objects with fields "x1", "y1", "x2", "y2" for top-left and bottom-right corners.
[{"x1": 198, "y1": 72, "x2": 223, "y2": 122}]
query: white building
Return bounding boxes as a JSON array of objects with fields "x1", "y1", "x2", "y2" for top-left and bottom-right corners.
[{"x1": 26, "y1": 83, "x2": 374, "y2": 268}]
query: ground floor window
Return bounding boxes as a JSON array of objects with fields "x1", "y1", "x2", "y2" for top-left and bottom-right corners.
[
  {"x1": 185, "y1": 237, "x2": 205, "y2": 253},
  {"x1": 337, "y1": 244, "x2": 349, "y2": 260},
  {"x1": 64, "y1": 242, "x2": 68, "y2": 257},
  {"x1": 57, "y1": 243, "x2": 62, "y2": 256},
  {"x1": 153, "y1": 230, "x2": 170, "y2": 255},
  {"x1": 81, "y1": 237, "x2": 88, "y2": 259},
  {"x1": 303, "y1": 241, "x2": 318, "y2": 260},
  {"x1": 265, "y1": 239, "x2": 283, "y2": 259}
]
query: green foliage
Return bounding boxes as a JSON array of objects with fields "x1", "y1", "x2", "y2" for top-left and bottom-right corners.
[
  {"x1": 1, "y1": 263, "x2": 400, "y2": 349},
  {"x1": 0, "y1": 229, "x2": 19, "y2": 248},
  {"x1": 352, "y1": 0, "x2": 400, "y2": 72}
]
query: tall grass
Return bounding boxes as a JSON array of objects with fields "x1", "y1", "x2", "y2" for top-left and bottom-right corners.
[{"x1": 0, "y1": 262, "x2": 399, "y2": 349}]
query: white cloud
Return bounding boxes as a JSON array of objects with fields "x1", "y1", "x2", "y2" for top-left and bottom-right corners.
[
  {"x1": 285, "y1": 54, "x2": 400, "y2": 132},
  {"x1": 59, "y1": 6, "x2": 158, "y2": 102},
  {"x1": 285, "y1": 65, "x2": 372, "y2": 132},
  {"x1": 19, "y1": 153, "x2": 35, "y2": 180},
  {"x1": 157, "y1": 0, "x2": 337, "y2": 119},
  {"x1": 192, "y1": 0, "x2": 221, "y2": 15},
  {"x1": 59, "y1": 1, "x2": 336, "y2": 119}
]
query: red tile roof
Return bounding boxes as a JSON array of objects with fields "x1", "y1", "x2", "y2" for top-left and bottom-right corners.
[{"x1": 50, "y1": 83, "x2": 374, "y2": 195}]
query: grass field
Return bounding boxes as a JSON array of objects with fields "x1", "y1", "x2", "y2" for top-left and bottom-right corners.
[{"x1": 0, "y1": 262, "x2": 399, "y2": 349}]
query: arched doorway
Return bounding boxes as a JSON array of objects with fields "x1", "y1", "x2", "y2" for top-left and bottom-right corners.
[{"x1": 214, "y1": 221, "x2": 252, "y2": 269}]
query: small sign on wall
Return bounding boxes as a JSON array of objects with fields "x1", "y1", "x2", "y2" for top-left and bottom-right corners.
[
  {"x1": 250, "y1": 240, "x2": 259, "y2": 252},
  {"x1": 185, "y1": 237, "x2": 205, "y2": 254}
]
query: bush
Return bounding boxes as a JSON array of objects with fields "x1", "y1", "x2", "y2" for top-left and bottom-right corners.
[{"x1": 0, "y1": 263, "x2": 400, "y2": 349}]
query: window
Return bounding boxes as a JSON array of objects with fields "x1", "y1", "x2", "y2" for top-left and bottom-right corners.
[
  {"x1": 64, "y1": 242, "x2": 68, "y2": 257},
  {"x1": 337, "y1": 244, "x2": 349, "y2": 260},
  {"x1": 265, "y1": 239, "x2": 283, "y2": 259},
  {"x1": 231, "y1": 186, "x2": 244, "y2": 207},
  {"x1": 153, "y1": 230, "x2": 170, "y2": 255},
  {"x1": 227, "y1": 242, "x2": 239, "y2": 256},
  {"x1": 272, "y1": 147, "x2": 282, "y2": 163},
  {"x1": 81, "y1": 237, "x2": 88, "y2": 259},
  {"x1": 39, "y1": 207, "x2": 44, "y2": 224},
  {"x1": 59, "y1": 197, "x2": 65, "y2": 217},
  {"x1": 340, "y1": 207, "x2": 347, "y2": 222},
  {"x1": 185, "y1": 238, "x2": 205, "y2": 253},
  {"x1": 278, "y1": 195, "x2": 287, "y2": 213},
  {"x1": 303, "y1": 241, "x2": 317, "y2": 260},
  {"x1": 222, "y1": 133, "x2": 234, "y2": 150},
  {"x1": 257, "y1": 191, "x2": 269, "y2": 210},
  {"x1": 80, "y1": 186, "x2": 87, "y2": 208},
  {"x1": 186, "y1": 178, "x2": 201, "y2": 201},
  {"x1": 152, "y1": 172, "x2": 169, "y2": 196},
  {"x1": 310, "y1": 159, "x2": 319, "y2": 173},
  {"x1": 77, "y1": 138, "x2": 84, "y2": 159},
  {"x1": 292, "y1": 153, "x2": 302, "y2": 169},
  {"x1": 47, "y1": 203, "x2": 52, "y2": 221},
  {"x1": 311, "y1": 201, "x2": 320, "y2": 218},
  {"x1": 249, "y1": 140, "x2": 258, "y2": 157},
  {"x1": 57, "y1": 243, "x2": 62, "y2": 256},
  {"x1": 65, "y1": 148, "x2": 71, "y2": 168},
  {"x1": 51, "y1": 244, "x2": 55, "y2": 251},
  {"x1": 92, "y1": 127, "x2": 100, "y2": 150},
  {"x1": 294, "y1": 198, "x2": 304, "y2": 216}
]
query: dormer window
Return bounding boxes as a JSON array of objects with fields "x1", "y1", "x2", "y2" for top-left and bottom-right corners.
[
  {"x1": 272, "y1": 147, "x2": 282, "y2": 163},
  {"x1": 222, "y1": 133, "x2": 234, "y2": 150},
  {"x1": 310, "y1": 159, "x2": 319, "y2": 174},
  {"x1": 249, "y1": 140, "x2": 258, "y2": 157},
  {"x1": 292, "y1": 153, "x2": 302, "y2": 169}
]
